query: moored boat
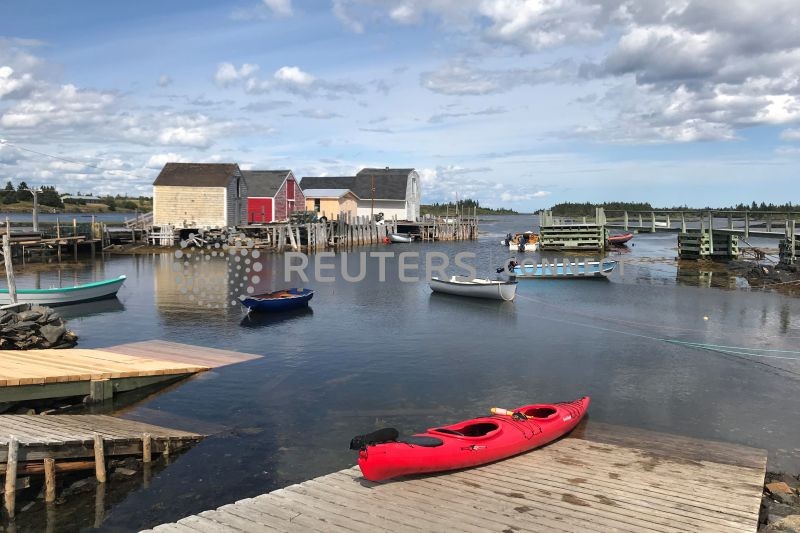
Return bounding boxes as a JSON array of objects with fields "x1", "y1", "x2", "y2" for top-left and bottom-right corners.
[
  {"x1": 0, "y1": 275, "x2": 126, "y2": 306},
  {"x1": 608, "y1": 232, "x2": 634, "y2": 245},
  {"x1": 500, "y1": 231, "x2": 538, "y2": 252},
  {"x1": 351, "y1": 396, "x2": 590, "y2": 481},
  {"x1": 239, "y1": 288, "x2": 314, "y2": 312},
  {"x1": 429, "y1": 276, "x2": 517, "y2": 301},
  {"x1": 512, "y1": 260, "x2": 616, "y2": 278},
  {"x1": 389, "y1": 232, "x2": 414, "y2": 243}
]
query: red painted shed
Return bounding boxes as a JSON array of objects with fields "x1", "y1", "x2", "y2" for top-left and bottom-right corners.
[{"x1": 241, "y1": 170, "x2": 305, "y2": 223}]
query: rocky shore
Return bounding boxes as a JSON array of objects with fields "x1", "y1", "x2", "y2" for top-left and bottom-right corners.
[
  {"x1": 0, "y1": 305, "x2": 78, "y2": 349},
  {"x1": 760, "y1": 472, "x2": 800, "y2": 531}
]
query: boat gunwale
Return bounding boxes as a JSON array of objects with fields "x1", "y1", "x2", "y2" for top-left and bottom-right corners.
[{"x1": 0, "y1": 275, "x2": 126, "y2": 295}]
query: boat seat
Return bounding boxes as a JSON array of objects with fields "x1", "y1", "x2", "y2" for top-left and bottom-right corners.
[{"x1": 400, "y1": 436, "x2": 443, "y2": 447}]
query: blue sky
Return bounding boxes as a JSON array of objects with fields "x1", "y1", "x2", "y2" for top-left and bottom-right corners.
[{"x1": 1, "y1": 0, "x2": 799, "y2": 210}]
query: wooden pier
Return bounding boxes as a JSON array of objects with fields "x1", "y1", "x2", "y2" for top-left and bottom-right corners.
[
  {"x1": 0, "y1": 340, "x2": 261, "y2": 405},
  {"x1": 538, "y1": 210, "x2": 607, "y2": 251},
  {"x1": 678, "y1": 230, "x2": 741, "y2": 260},
  {"x1": 145, "y1": 421, "x2": 766, "y2": 532},
  {"x1": 0, "y1": 414, "x2": 204, "y2": 518}
]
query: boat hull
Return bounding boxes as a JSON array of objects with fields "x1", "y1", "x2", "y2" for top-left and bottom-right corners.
[
  {"x1": 239, "y1": 288, "x2": 314, "y2": 312},
  {"x1": 513, "y1": 260, "x2": 616, "y2": 278},
  {"x1": 357, "y1": 397, "x2": 589, "y2": 482},
  {"x1": 389, "y1": 233, "x2": 414, "y2": 243},
  {"x1": 429, "y1": 277, "x2": 517, "y2": 301},
  {"x1": 0, "y1": 275, "x2": 126, "y2": 306},
  {"x1": 608, "y1": 232, "x2": 634, "y2": 245}
]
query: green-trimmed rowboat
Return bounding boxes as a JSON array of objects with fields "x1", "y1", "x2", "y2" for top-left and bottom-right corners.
[{"x1": 0, "y1": 275, "x2": 126, "y2": 306}]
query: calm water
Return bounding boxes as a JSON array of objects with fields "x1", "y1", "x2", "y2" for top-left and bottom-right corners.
[{"x1": 7, "y1": 215, "x2": 800, "y2": 531}]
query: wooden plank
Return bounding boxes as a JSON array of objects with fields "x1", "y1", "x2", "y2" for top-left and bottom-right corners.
[{"x1": 104, "y1": 340, "x2": 261, "y2": 368}]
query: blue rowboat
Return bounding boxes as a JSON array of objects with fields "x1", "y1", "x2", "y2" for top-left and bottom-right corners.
[
  {"x1": 239, "y1": 288, "x2": 314, "y2": 313},
  {"x1": 0, "y1": 275, "x2": 126, "y2": 306},
  {"x1": 513, "y1": 260, "x2": 617, "y2": 279}
]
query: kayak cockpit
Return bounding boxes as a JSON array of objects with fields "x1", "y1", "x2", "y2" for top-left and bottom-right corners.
[
  {"x1": 519, "y1": 405, "x2": 559, "y2": 420},
  {"x1": 431, "y1": 420, "x2": 501, "y2": 439}
]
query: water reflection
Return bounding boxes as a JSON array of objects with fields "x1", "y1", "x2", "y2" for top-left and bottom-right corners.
[
  {"x1": 676, "y1": 265, "x2": 746, "y2": 290},
  {"x1": 239, "y1": 307, "x2": 314, "y2": 328},
  {"x1": 58, "y1": 298, "x2": 125, "y2": 320}
]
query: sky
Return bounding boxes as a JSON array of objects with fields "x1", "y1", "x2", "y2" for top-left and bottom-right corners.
[{"x1": 0, "y1": 0, "x2": 799, "y2": 210}]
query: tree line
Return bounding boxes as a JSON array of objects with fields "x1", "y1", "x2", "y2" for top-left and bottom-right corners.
[
  {"x1": 546, "y1": 201, "x2": 798, "y2": 216},
  {"x1": 2, "y1": 181, "x2": 151, "y2": 211},
  {"x1": 422, "y1": 199, "x2": 519, "y2": 215}
]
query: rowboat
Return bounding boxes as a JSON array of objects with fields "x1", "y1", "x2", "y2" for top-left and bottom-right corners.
[
  {"x1": 239, "y1": 288, "x2": 314, "y2": 312},
  {"x1": 500, "y1": 231, "x2": 538, "y2": 252},
  {"x1": 429, "y1": 276, "x2": 517, "y2": 301},
  {"x1": 351, "y1": 396, "x2": 590, "y2": 481},
  {"x1": 0, "y1": 275, "x2": 126, "y2": 306},
  {"x1": 389, "y1": 233, "x2": 414, "y2": 243},
  {"x1": 512, "y1": 260, "x2": 617, "y2": 278},
  {"x1": 608, "y1": 232, "x2": 634, "y2": 245}
]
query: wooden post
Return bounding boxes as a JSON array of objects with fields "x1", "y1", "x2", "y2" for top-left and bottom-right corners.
[
  {"x1": 745, "y1": 211, "x2": 750, "y2": 240},
  {"x1": 93, "y1": 434, "x2": 106, "y2": 483},
  {"x1": 2, "y1": 233, "x2": 17, "y2": 304},
  {"x1": 650, "y1": 211, "x2": 656, "y2": 232},
  {"x1": 4, "y1": 437, "x2": 18, "y2": 518},
  {"x1": 94, "y1": 482, "x2": 105, "y2": 528},
  {"x1": 72, "y1": 218, "x2": 77, "y2": 237},
  {"x1": 728, "y1": 212, "x2": 733, "y2": 230},
  {"x1": 638, "y1": 213, "x2": 643, "y2": 228},
  {"x1": 44, "y1": 458, "x2": 56, "y2": 503},
  {"x1": 142, "y1": 433, "x2": 152, "y2": 463},
  {"x1": 708, "y1": 212, "x2": 714, "y2": 255},
  {"x1": 623, "y1": 211, "x2": 628, "y2": 230},
  {"x1": 163, "y1": 439, "x2": 171, "y2": 458},
  {"x1": 766, "y1": 215, "x2": 772, "y2": 233},
  {"x1": 681, "y1": 212, "x2": 686, "y2": 233},
  {"x1": 665, "y1": 213, "x2": 670, "y2": 229}
]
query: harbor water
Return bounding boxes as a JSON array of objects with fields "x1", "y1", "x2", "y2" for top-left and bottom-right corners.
[{"x1": 5, "y1": 215, "x2": 800, "y2": 531}]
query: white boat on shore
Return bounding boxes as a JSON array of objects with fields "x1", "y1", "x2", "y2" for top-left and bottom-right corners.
[
  {"x1": 0, "y1": 275, "x2": 126, "y2": 306},
  {"x1": 429, "y1": 276, "x2": 517, "y2": 301},
  {"x1": 500, "y1": 231, "x2": 539, "y2": 252}
]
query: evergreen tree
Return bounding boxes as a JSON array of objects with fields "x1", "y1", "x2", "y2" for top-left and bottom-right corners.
[
  {"x1": 2, "y1": 181, "x2": 17, "y2": 204},
  {"x1": 16, "y1": 181, "x2": 31, "y2": 202}
]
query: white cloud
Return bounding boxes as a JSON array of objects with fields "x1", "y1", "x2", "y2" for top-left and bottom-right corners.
[
  {"x1": 262, "y1": 0, "x2": 292, "y2": 17},
  {"x1": 500, "y1": 190, "x2": 550, "y2": 202},
  {"x1": 214, "y1": 62, "x2": 259, "y2": 87},
  {"x1": 421, "y1": 61, "x2": 574, "y2": 95},
  {"x1": 145, "y1": 153, "x2": 189, "y2": 169},
  {"x1": 781, "y1": 128, "x2": 800, "y2": 141},
  {"x1": 157, "y1": 74, "x2": 173, "y2": 87},
  {"x1": 333, "y1": 0, "x2": 364, "y2": 33},
  {"x1": 0, "y1": 66, "x2": 34, "y2": 99},
  {"x1": 274, "y1": 66, "x2": 315, "y2": 87}
]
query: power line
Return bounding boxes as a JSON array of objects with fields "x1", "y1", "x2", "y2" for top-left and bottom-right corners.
[{"x1": 0, "y1": 138, "x2": 148, "y2": 182}]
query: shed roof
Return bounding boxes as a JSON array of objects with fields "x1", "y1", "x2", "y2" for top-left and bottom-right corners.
[
  {"x1": 302, "y1": 188, "x2": 359, "y2": 199},
  {"x1": 153, "y1": 163, "x2": 240, "y2": 187},
  {"x1": 300, "y1": 168, "x2": 414, "y2": 201},
  {"x1": 241, "y1": 170, "x2": 292, "y2": 198}
]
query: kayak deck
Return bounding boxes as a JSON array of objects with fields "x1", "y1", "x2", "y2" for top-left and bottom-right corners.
[{"x1": 145, "y1": 421, "x2": 766, "y2": 533}]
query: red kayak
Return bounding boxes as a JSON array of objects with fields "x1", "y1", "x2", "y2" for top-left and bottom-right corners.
[
  {"x1": 608, "y1": 232, "x2": 634, "y2": 245},
  {"x1": 350, "y1": 396, "x2": 589, "y2": 482}
]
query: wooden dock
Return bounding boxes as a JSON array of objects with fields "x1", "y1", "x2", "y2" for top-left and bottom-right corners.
[
  {"x1": 145, "y1": 421, "x2": 766, "y2": 532},
  {"x1": 0, "y1": 340, "x2": 261, "y2": 404},
  {"x1": 0, "y1": 414, "x2": 205, "y2": 518}
]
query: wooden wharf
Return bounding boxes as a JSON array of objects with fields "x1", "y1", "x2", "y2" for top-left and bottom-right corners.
[
  {"x1": 0, "y1": 414, "x2": 205, "y2": 518},
  {"x1": 0, "y1": 340, "x2": 261, "y2": 405},
  {"x1": 145, "y1": 421, "x2": 766, "y2": 533}
]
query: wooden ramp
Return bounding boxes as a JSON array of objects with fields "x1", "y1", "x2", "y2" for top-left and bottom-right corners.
[
  {"x1": 0, "y1": 414, "x2": 204, "y2": 463},
  {"x1": 104, "y1": 340, "x2": 261, "y2": 368},
  {"x1": 0, "y1": 341, "x2": 261, "y2": 404},
  {"x1": 145, "y1": 423, "x2": 766, "y2": 533}
]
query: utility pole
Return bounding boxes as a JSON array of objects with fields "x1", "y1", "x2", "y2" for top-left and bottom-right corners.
[
  {"x1": 20, "y1": 187, "x2": 42, "y2": 232},
  {"x1": 3, "y1": 218, "x2": 17, "y2": 304}
]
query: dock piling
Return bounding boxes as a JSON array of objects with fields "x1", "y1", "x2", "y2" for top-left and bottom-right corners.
[
  {"x1": 93, "y1": 434, "x2": 106, "y2": 483},
  {"x1": 3, "y1": 437, "x2": 18, "y2": 518},
  {"x1": 142, "y1": 433, "x2": 152, "y2": 463},
  {"x1": 43, "y1": 458, "x2": 56, "y2": 503}
]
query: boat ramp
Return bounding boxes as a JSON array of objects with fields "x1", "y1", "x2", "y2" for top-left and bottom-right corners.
[{"x1": 145, "y1": 421, "x2": 766, "y2": 532}]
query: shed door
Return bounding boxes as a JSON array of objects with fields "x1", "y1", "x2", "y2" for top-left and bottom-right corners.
[{"x1": 248, "y1": 198, "x2": 273, "y2": 223}]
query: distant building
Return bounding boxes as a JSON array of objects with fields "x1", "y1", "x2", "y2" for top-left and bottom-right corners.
[
  {"x1": 241, "y1": 170, "x2": 305, "y2": 223},
  {"x1": 152, "y1": 163, "x2": 247, "y2": 228},
  {"x1": 300, "y1": 167, "x2": 421, "y2": 220},
  {"x1": 303, "y1": 188, "x2": 360, "y2": 219}
]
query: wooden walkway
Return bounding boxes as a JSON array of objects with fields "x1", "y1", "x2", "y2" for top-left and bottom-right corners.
[
  {"x1": 0, "y1": 341, "x2": 261, "y2": 404},
  {"x1": 145, "y1": 422, "x2": 766, "y2": 533}
]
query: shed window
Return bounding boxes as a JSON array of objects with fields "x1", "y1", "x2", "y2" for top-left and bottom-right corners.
[{"x1": 314, "y1": 199, "x2": 321, "y2": 212}]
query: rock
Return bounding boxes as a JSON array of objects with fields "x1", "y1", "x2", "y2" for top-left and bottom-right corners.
[
  {"x1": 768, "y1": 482, "x2": 796, "y2": 495},
  {"x1": 61, "y1": 477, "x2": 97, "y2": 496},
  {"x1": 0, "y1": 312, "x2": 15, "y2": 325},
  {"x1": 113, "y1": 467, "x2": 138, "y2": 476},
  {"x1": 13, "y1": 321, "x2": 38, "y2": 330},
  {"x1": 16, "y1": 310, "x2": 42, "y2": 322},
  {"x1": 773, "y1": 492, "x2": 799, "y2": 506},
  {"x1": 39, "y1": 324, "x2": 66, "y2": 344},
  {"x1": 762, "y1": 515, "x2": 800, "y2": 532}
]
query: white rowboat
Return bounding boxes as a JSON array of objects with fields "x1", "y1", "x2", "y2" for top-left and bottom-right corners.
[
  {"x1": 389, "y1": 233, "x2": 414, "y2": 243},
  {"x1": 0, "y1": 275, "x2": 126, "y2": 306},
  {"x1": 429, "y1": 276, "x2": 517, "y2": 301}
]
